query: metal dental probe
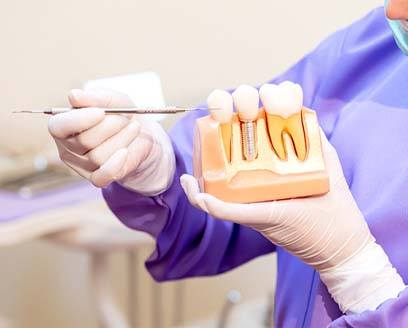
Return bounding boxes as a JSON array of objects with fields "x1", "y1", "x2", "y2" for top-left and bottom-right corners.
[{"x1": 12, "y1": 106, "x2": 220, "y2": 115}]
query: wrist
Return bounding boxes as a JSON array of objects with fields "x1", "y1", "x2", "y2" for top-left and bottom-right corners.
[{"x1": 320, "y1": 241, "x2": 405, "y2": 314}]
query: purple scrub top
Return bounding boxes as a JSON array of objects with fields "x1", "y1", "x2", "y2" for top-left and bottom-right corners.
[{"x1": 103, "y1": 7, "x2": 408, "y2": 327}]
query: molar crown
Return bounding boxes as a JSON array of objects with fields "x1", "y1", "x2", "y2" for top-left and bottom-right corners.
[{"x1": 259, "y1": 81, "x2": 303, "y2": 118}]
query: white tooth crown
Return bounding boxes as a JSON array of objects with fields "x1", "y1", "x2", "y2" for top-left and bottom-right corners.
[
  {"x1": 207, "y1": 89, "x2": 234, "y2": 124},
  {"x1": 259, "y1": 81, "x2": 303, "y2": 118},
  {"x1": 232, "y1": 85, "x2": 259, "y2": 121}
]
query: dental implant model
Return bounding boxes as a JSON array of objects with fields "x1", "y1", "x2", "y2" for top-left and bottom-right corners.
[
  {"x1": 232, "y1": 85, "x2": 260, "y2": 161},
  {"x1": 193, "y1": 81, "x2": 329, "y2": 203},
  {"x1": 208, "y1": 90, "x2": 234, "y2": 162}
]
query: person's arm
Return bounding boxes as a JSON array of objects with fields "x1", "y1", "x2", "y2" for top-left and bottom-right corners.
[
  {"x1": 271, "y1": 8, "x2": 408, "y2": 322},
  {"x1": 328, "y1": 8, "x2": 408, "y2": 325},
  {"x1": 102, "y1": 13, "x2": 351, "y2": 281}
]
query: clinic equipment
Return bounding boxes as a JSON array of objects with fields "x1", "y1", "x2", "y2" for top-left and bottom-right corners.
[
  {"x1": 193, "y1": 105, "x2": 329, "y2": 203},
  {"x1": 218, "y1": 290, "x2": 241, "y2": 328},
  {"x1": 13, "y1": 106, "x2": 218, "y2": 115}
]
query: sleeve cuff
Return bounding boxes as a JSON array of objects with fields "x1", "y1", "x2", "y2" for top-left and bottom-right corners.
[
  {"x1": 320, "y1": 241, "x2": 406, "y2": 314},
  {"x1": 102, "y1": 141, "x2": 186, "y2": 239}
]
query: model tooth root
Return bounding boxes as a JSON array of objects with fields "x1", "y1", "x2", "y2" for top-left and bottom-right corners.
[
  {"x1": 266, "y1": 115, "x2": 287, "y2": 161},
  {"x1": 286, "y1": 112, "x2": 308, "y2": 161},
  {"x1": 220, "y1": 123, "x2": 232, "y2": 162},
  {"x1": 260, "y1": 81, "x2": 308, "y2": 161}
]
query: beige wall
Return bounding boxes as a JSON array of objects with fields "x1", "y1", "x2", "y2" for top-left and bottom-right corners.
[
  {"x1": 0, "y1": 0, "x2": 383, "y2": 327},
  {"x1": 0, "y1": 0, "x2": 383, "y2": 154}
]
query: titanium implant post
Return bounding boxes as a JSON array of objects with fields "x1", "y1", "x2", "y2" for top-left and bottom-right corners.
[{"x1": 241, "y1": 121, "x2": 257, "y2": 161}]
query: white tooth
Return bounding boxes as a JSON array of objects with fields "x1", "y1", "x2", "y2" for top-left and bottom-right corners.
[
  {"x1": 207, "y1": 89, "x2": 233, "y2": 123},
  {"x1": 232, "y1": 85, "x2": 259, "y2": 121},
  {"x1": 259, "y1": 83, "x2": 279, "y2": 113},
  {"x1": 260, "y1": 81, "x2": 303, "y2": 118}
]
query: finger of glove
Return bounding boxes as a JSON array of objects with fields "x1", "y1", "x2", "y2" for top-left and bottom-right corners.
[
  {"x1": 195, "y1": 191, "x2": 272, "y2": 224},
  {"x1": 86, "y1": 121, "x2": 141, "y2": 167},
  {"x1": 121, "y1": 132, "x2": 154, "y2": 174},
  {"x1": 62, "y1": 114, "x2": 130, "y2": 155},
  {"x1": 64, "y1": 160, "x2": 92, "y2": 181},
  {"x1": 319, "y1": 129, "x2": 344, "y2": 181},
  {"x1": 90, "y1": 148, "x2": 128, "y2": 187},
  {"x1": 180, "y1": 174, "x2": 288, "y2": 226},
  {"x1": 55, "y1": 142, "x2": 93, "y2": 179},
  {"x1": 180, "y1": 174, "x2": 202, "y2": 208},
  {"x1": 48, "y1": 107, "x2": 105, "y2": 139},
  {"x1": 320, "y1": 129, "x2": 344, "y2": 168},
  {"x1": 55, "y1": 141, "x2": 99, "y2": 172},
  {"x1": 69, "y1": 88, "x2": 134, "y2": 109}
]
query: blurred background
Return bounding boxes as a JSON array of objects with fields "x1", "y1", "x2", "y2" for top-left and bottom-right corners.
[{"x1": 0, "y1": 0, "x2": 382, "y2": 327}]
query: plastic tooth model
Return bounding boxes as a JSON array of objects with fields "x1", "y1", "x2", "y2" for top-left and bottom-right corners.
[
  {"x1": 259, "y1": 81, "x2": 307, "y2": 161},
  {"x1": 208, "y1": 90, "x2": 234, "y2": 162},
  {"x1": 193, "y1": 81, "x2": 329, "y2": 203},
  {"x1": 232, "y1": 85, "x2": 260, "y2": 161}
]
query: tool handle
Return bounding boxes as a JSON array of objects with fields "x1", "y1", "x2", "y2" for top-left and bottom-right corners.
[
  {"x1": 49, "y1": 108, "x2": 71, "y2": 114},
  {"x1": 48, "y1": 106, "x2": 184, "y2": 114}
]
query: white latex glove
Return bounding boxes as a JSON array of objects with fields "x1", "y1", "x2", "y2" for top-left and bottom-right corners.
[
  {"x1": 180, "y1": 83, "x2": 405, "y2": 314},
  {"x1": 48, "y1": 88, "x2": 175, "y2": 196}
]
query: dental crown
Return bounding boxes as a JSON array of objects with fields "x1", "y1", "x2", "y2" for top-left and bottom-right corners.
[{"x1": 260, "y1": 81, "x2": 303, "y2": 118}]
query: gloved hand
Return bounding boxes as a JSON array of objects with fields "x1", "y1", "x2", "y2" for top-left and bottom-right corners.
[
  {"x1": 48, "y1": 88, "x2": 175, "y2": 196},
  {"x1": 180, "y1": 83, "x2": 405, "y2": 314}
]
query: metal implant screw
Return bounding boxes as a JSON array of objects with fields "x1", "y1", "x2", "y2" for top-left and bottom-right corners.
[{"x1": 241, "y1": 121, "x2": 257, "y2": 161}]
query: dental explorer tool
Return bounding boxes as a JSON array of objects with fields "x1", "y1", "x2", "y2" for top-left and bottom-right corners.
[{"x1": 12, "y1": 106, "x2": 220, "y2": 115}]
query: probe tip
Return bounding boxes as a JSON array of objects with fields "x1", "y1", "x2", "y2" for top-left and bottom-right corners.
[{"x1": 12, "y1": 110, "x2": 44, "y2": 113}]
